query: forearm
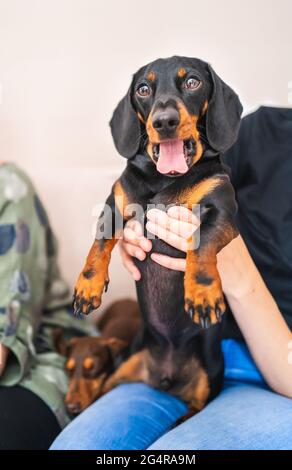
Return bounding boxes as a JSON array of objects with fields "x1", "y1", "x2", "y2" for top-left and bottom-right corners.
[
  {"x1": 0, "y1": 343, "x2": 10, "y2": 377},
  {"x1": 221, "y1": 238, "x2": 292, "y2": 398}
]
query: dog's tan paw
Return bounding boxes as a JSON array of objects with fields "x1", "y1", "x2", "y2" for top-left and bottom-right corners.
[
  {"x1": 73, "y1": 270, "x2": 109, "y2": 316},
  {"x1": 184, "y1": 276, "x2": 225, "y2": 328}
]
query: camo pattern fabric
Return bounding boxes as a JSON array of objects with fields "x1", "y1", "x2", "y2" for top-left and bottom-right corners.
[{"x1": 0, "y1": 163, "x2": 96, "y2": 427}]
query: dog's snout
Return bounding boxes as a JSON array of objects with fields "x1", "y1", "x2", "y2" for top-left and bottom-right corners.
[
  {"x1": 159, "y1": 377, "x2": 172, "y2": 391},
  {"x1": 66, "y1": 401, "x2": 81, "y2": 415},
  {"x1": 152, "y1": 107, "x2": 180, "y2": 137}
]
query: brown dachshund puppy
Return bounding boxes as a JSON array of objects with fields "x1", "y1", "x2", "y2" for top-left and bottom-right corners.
[{"x1": 55, "y1": 299, "x2": 141, "y2": 415}]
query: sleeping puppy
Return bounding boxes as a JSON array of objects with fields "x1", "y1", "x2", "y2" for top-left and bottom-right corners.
[
  {"x1": 73, "y1": 56, "x2": 242, "y2": 417},
  {"x1": 55, "y1": 299, "x2": 141, "y2": 415}
]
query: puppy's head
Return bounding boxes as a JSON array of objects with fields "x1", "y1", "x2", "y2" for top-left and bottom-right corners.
[
  {"x1": 54, "y1": 331, "x2": 127, "y2": 415},
  {"x1": 110, "y1": 56, "x2": 243, "y2": 176}
]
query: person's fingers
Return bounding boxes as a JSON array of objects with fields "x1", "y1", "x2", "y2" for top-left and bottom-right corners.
[
  {"x1": 151, "y1": 253, "x2": 186, "y2": 272},
  {"x1": 123, "y1": 226, "x2": 140, "y2": 245},
  {"x1": 124, "y1": 220, "x2": 152, "y2": 252},
  {"x1": 167, "y1": 205, "x2": 200, "y2": 227},
  {"x1": 147, "y1": 208, "x2": 197, "y2": 240},
  {"x1": 126, "y1": 218, "x2": 143, "y2": 236},
  {"x1": 123, "y1": 242, "x2": 146, "y2": 261},
  {"x1": 118, "y1": 242, "x2": 141, "y2": 280},
  {"x1": 146, "y1": 220, "x2": 188, "y2": 252}
]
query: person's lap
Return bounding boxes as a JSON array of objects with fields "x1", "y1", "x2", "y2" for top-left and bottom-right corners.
[
  {"x1": 51, "y1": 381, "x2": 292, "y2": 450},
  {"x1": 150, "y1": 381, "x2": 292, "y2": 450},
  {"x1": 51, "y1": 340, "x2": 292, "y2": 450},
  {"x1": 50, "y1": 382, "x2": 188, "y2": 450}
]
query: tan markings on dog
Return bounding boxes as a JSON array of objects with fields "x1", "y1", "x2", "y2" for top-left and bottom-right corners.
[
  {"x1": 101, "y1": 350, "x2": 150, "y2": 394},
  {"x1": 146, "y1": 141, "x2": 156, "y2": 165},
  {"x1": 65, "y1": 377, "x2": 78, "y2": 404},
  {"x1": 74, "y1": 180, "x2": 131, "y2": 315},
  {"x1": 146, "y1": 109, "x2": 161, "y2": 164},
  {"x1": 190, "y1": 116, "x2": 203, "y2": 164},
  {"x1": 181, "y1": 366, "x2": 210, "y2": 412},
  {"x1": 147, "y1": 71, "x2": 156, "y2": 82},
  {"x1": 184, "y1": 218, "x2": 237, "y2": 326},
  {"x1": 89, "y1": 373, "x2": 108, "y2": 400},
  {"x1": 146, "y1": 142, "x2": 156, "y2": 165},
  {"x1": 201, "y1": 100, "x2": 208, "y2": 115},
  {"x1": 137, "y1": 112, "x2": 145, "y2": 123},
  {"x1": 184, "y1": 250, "x2": 224, "y2": 324},
  {"x1": 178, "y1": 177, "x2": 227, "y2": 324},
  {"x1": 83, "y1": 357, "x2": 94, "y2": 370},
  {"x1": 66, "y1": 374, "x2": 107, "y2": 411},
  {"x1": 74, "y1": 237, "x2": 116, "y2": 314},
  {"x1": 179, "y1": 177, "x2": 223, "y2": 208},
  {"x1": 177, "y1": 103, "x2": 204, "y2": 164},
  {"x1": 145, "y1": 101, "x2": 208, "y2": 165},
  {"x1": 177, "y1": 67, "x2": 186, "y2": 78},
  {"x1": 66, "y1": 358, "x2": 75, "y2": 370},
  {"x1": 114, "y1": 180, "x2": 131, "y2": 220},
  {"x1": 146, "y1": 109, "x2": 160, "y2": 145},
  {"x1": 145, "y1": 103, "x2": 205, "y2": 166}
]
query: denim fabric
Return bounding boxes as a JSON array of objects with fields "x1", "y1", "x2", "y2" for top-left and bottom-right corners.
[{"x1": 51, "y1": 339, "x2": 292, "y2": 450}]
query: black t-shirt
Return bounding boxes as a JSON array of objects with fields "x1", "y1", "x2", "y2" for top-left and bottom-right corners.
[{"x1": 222, "y1": 106, "x2": 292, "y2": 339}]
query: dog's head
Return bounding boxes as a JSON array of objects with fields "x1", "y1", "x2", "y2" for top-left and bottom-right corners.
[
  {"x1": 54, "y1": 330, "x2": 127, "y2": 415},
  {"x1": 110, "y1": 56, "x2": 243, "y2": 176}
]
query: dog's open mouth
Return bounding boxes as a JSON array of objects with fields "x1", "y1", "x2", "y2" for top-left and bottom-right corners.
[{"x1": 152, "y1": 138, "x2": 196, "y2": 176}]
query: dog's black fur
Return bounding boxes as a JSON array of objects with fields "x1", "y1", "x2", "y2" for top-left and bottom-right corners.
[{"x1": 73, "y1": 56, "x2": 243, "y2": 415}]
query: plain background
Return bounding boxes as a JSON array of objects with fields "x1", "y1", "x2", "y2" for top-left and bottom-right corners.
[{"x1": 0, "y1": 0, "x2": 291, "y2": 310}]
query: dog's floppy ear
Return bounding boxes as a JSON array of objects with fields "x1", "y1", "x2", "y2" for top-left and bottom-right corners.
[
  {"x1": 101, "y1": 337, "x2": 128, "y2": 358},
  {"x1": 52, "y1": 328, "x2": 70, "y2": 356},
  {"x1": 110, "y1": 80, "x2": 141, "y2": 158},
  {"x1": 52, "y1": 328, "x2": 78, "y2": 357},
  {"x1": 206, "y1": 65, "x2": 243, "y2": 153}
]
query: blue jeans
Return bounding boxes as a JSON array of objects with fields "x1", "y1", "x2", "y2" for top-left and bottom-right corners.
[{"x1": 50, "y1": 339, "x2": 292, "y2": 450}]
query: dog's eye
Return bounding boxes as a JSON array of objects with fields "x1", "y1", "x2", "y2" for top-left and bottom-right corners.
[
  {"x1": 136, "y1": 84, "x2": 151, "y2": 97},
  {"x1": 66, "y1": 358, "x2": 75, "y2": 371},
  {"x1": 83, "y1": 357, "x2": 94, "y2": 370},
  {"x1": 184, "y1": 77, "x2": 201, "y2": 90}
]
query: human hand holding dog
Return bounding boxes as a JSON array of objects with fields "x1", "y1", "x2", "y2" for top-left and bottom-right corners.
[
  {"x1": 119, "y1": 206, "x2": 198, "y2": 275},
  {"x1": 119, "y1": 206, "x2": 251, "y2": 299},
  {"x1": 120, "y1": 207, "x2": 292, "y2": 398}
]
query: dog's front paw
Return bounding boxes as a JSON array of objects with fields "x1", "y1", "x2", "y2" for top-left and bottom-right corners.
[
  {"x1": 73, "y1": 270, "x2": 109, "y2": 316},
  {"x1": 184, "y1": 278, "x2": 225, "y2": 328}
]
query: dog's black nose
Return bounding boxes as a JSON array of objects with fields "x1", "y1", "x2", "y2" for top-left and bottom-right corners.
[
  {"x1": 159, "y1": 377, "x2": 172, "y2": 391},
  {"x1": 66, "y1": 402, "x2": 81, "y2": 415},
  {"x1": 152, "y1": 107, "x2": 180, "y2": 137}
]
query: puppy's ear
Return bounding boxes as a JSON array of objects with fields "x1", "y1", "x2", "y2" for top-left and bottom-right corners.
[
  {"x1": 102, "y1": 337, "x2": 128, "y2": 358},
  {"x1": 206, "y1": 65, "x2": 243, "y2": 153},
  {"x1": 110, "y1": 80, "x2": 141, "y2": 159},
  {"x1": 52, "y1": 328, "x2": 70, "y2": 356},
  {"x1": 52, "y1": 329, "x2": 78, "y2": 357}
]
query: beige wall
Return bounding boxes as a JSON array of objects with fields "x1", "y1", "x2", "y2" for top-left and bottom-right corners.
[{"x1": 0, "y1": 0, "x2": 291, "y2": 306}]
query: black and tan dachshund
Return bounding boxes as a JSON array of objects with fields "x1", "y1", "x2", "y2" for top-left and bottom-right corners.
[
  {"x1": 55, "y1": 299, "x2": 141, "y2": 415},
  {"x1": 73, "y1": 56, "x2": 242, "y2": 416}
]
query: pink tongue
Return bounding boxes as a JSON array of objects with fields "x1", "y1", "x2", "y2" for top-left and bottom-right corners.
[{"x1": 156, "y1": 139, "x2": 188, "y2": 175}]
